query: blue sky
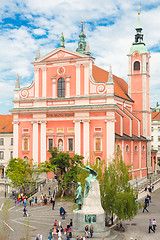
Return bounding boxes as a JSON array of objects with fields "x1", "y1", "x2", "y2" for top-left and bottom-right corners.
[{"x1": 0, "y1": 0, "x2": 160, "y2": 114}]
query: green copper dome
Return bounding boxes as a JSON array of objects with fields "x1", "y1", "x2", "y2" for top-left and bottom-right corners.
[
  {"x1": 130, "y1": 43, "x2": 148, "y2": 54},
  {"x1": 129, "y1": 12, "x2": 148, "y2": 55},
  {"x1": 76, "y1": 20, "x2": 90, "y2": 55}
]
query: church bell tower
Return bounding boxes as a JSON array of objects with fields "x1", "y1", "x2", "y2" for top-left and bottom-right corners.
[{"x1": 128, "y1": 12, "x2": 151, "y2": 173}]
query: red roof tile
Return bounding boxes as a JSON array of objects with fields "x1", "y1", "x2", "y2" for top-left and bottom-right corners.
[
  {"x1": 0, "y1": 115, "x2": 13, "y2": 133},
  {"x1": 92, "y1": 65, "x2": 132, "y2": 101}
]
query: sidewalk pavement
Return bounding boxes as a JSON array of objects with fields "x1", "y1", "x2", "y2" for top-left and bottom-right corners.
[{"x1": 123, "y1": 187, "x2": 160, "y2": 240}]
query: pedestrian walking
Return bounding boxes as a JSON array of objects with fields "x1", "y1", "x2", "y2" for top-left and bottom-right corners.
[
  {"x1": 143, "y1": 202, "x2": 149, "y2": 213},
  {"x1": 62, "y1": 208, "x2": 66, "y2": 219},
  {"x1": 31, "y1": 197, "x2": 34, "y2": 206},
  {"x1": 90, "y1": 225, "x2": 94, "y2": 238},
  {"x1": 35, "y1": 196, "x2": 38, "y2": 205},
  {"x1": 54, "y1": 219, "x2": 57, "y2": 226},
  {"x1": 66, "y1": 232, "x2": 70, "y2": 240},
  {"x1": 70, "y1": 219, "x2": 72, "y2": 227},
  {"x1": 148, "y1": 219, "x2": 155, "y2": 233},
  {"x1": 52, "y1": 198, "x2": 55, "y2": 210},
  {"x1": 23, "y1": 206, "x2": 27, "y2": 217},
  {"x1": 49, "y1": 187, "x2": 51, "y2": 195},
  {"x1": 36, "y1": 234, "x2": 41, "y2": 240},
  {"x1": 153, "y1": 218, "x2": 157, "y2": 231},
  {"x1": 60, "y1": 206, "x2": 64, "y2": 216},
  {"x1": 44, "y1": 196, "x2": 47, "y2": 205},
  {"x1": 15, "y1": 197, "x2": 17, "y2": 206},
  {"x1": 146, "y1": 195, "x2": 149, "y2": 206},
  {"x1": 24, "y1": 198, "x2": 27, "y2": 207},
  {"x1": 58, "y1": 230, "x2": 62, "y2": 240}
]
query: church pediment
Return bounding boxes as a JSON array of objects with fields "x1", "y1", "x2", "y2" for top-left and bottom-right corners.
[{"x1": 34, "y1": 47, "x2": 90, "y2": 63}]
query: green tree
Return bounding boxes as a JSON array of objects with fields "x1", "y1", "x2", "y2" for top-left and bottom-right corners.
[
  {"x1": 48, "y1": 147, "x2": 84, "y2": 197},
  {"x1": 5, "y1": 158, "x2": 38, "y2": 193},
  {"x1": 101, "y1": 152, "x2": 140, "y2": 222}
]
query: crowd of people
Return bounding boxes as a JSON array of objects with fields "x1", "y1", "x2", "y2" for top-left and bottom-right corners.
[
  {"x1": 47, "y1": 211, "x2": 72, "y2": 240},
  {"x1": 142, "y1": 193, "x2": 151, "y2": 213},
  {"x1": 142, "y1": 187, "x2": 157, "y2": 234},
  {"x1": 46, "y1": 215, "x2": 94, "y2": 240}
]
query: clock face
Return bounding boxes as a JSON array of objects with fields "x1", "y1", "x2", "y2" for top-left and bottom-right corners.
[
  {"x1": 134, "y1": 52, "x2": 139, "y2": 58},
  {"x1": 57, "y1": 67, "x2": 65, "y2": 75}
]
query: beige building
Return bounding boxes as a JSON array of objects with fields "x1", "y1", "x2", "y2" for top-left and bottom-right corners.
[
  {"x1": 151, "y1": 108, "x2": 160, "y2": 169},
  {"x1": 0, "y1": 115, "x2": 13, "y2": 176}
]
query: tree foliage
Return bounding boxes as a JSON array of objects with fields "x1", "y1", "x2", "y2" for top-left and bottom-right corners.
[
  {"x1": 5, "y1": 158, "x2": 37, "y2": 192},
  {"x1": 100, "y1": 152, "x2": 139, "y2": 221},
  {"x1": 48, "y1": 147, "x2": 84, "y2": 197}
]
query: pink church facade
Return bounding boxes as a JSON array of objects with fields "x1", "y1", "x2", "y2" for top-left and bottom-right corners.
[{"x1": 11, "y1": 16, "x2": 153, "y2": 179}]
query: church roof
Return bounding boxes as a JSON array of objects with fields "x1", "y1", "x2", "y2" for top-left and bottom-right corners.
[
  {"x1": 92, "y1": 65, "x2": 133, "y2": 102},
  {"x1": 0, "y1": 115, "x2": 13, "y2": 133}
]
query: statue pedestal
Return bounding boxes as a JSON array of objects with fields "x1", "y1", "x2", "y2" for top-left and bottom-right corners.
[{"x1": 73, "y1": 179, "x2": 110, "y2": 238}]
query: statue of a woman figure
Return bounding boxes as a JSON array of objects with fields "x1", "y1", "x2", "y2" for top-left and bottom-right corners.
[
  {"x1": 80, "y1": 166, "x2": 98, "y2": 198},
  {"x1": 75, "y1": 182, "x2": 83, "y2": 211}
]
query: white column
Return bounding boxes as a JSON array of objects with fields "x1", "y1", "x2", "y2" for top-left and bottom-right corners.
[
  {"x1": 83, "y1": 120, "x2": 90, "y2": 164},
  {"x1": 74, "y1": 120, "x2": 81, "y2": 155},
  {"x1": 66, "y1": 75, "x2": 70, "y2": 97},
  {"x1": 52, "y1": 76, "x2": 56, "y2": 98},
  {"x1": 42, "y1": 67, "x2": 47, "y2": 98},
  {"x1": 84, "y1": 63, "x2": 89, "y2": 95},
  {"x1": 106, "y1": 118, "x2": 115, "y2": 167},
  {"x1": 128, "y1": 55, "x2": 131, "y2": 97},
  {"x1": 122, "y1": 140, "x2": 124, "y2": 160},
  {"x1": 142, "y1": 54, "x2": 146, "y2": 73},
  {"x1": 41, "y1": 121, "x2": 46, "y2": 163},
  {"x1": 131, "y1": 141, "x2": 134, "y2": 178},
  {"x1": 32, "y1": 121, "x2": 38, "y2": 165},
  {"x1": 75, "y1": 63, "x2": 81, "y2": 96},
  {"x1": 139, "y1": 141, "x2": 142, "y2": 178},
  {"x1": 34, "y1": 68, "x2": 39, "y2": 98},
  {"x1": 13, "y1": 121, "x2": 19, "y2": 158}
]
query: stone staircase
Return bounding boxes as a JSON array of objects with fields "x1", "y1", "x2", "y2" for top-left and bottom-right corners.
[{"x1": 33, "y1": 179, "x2": 58, "y2": 199}]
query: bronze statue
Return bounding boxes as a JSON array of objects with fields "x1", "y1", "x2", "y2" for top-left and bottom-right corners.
[
  {"x1": 75, "y1": 182, "x2": 83, "y2": 211},
  {"x1": 80, "y1": 166, "x2": 98, "y2": 198},
  {"x1": 60, "y1": 32, "x2": 65, "y2": 48}
]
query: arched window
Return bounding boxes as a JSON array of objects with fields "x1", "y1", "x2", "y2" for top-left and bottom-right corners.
[
  {"x1": 117, "y1": 144, "x2": 120, "y2": 152},
  {"x1": 95, "y1": 157, "x2": 101, "y2": 165},
  {"x1": 80, "y1": 43, "x2": 83, "y2": 49},
  {"x1": 126, "y1": 145, "x2": 129, "y2": 152},
  {"x1": 57, "y1": 78, "x2": 65, "y2": 97},
  {"x1": 142, "y1": 145, "x2": 145, "y2": 152},
  {"x1": 134, "y1": 61, "x2": 140, "y2": 71},
  {"x1": 146, "y1": 62, "x2": 149, "y2": 72},
  {"x1": 23, "y1": 155, "x2": 28, "y2": 161},
  {"x1": 134, "y1": 145, "x2": 138, "y2": 152},
  {"x1": 58, "y1": 139, "x2": 63, "y2": 151}
]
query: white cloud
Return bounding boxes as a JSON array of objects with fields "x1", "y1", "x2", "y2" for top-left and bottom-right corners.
[
  {"x1": 0, "y1": 0, "x2": 160, "y2": 113},
  {"x1": 33, "y1": 28, "x2": 46, "y2": 35}
]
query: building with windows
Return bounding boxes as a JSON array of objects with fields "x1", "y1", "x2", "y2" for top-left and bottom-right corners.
[
  {"x1": 0, "y1": 115, "x2": 13, "y2": 176},
  {"x1": 11, "y1": 14, "x2": 155, "y2": 179},
  {"x1": 151, "y1": 106, "x2": 160, "y2": 170}
]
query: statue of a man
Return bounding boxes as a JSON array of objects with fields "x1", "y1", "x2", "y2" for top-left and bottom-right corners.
[
  {"x1": 80, "y1": 166, "x2": 98, "y2": 198},
  {"x1": 75, "y1": 182, "x2": 83, "y2": 211}
]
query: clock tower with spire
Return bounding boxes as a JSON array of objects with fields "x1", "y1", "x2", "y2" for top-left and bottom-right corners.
[{"x1": 128, "y1": 12, "x2": 152, "y2": 173}]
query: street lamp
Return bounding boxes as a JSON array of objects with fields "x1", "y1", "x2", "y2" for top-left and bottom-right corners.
[{"x1": 5, "y1": 180, "x2": 6, "y2": 198}]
